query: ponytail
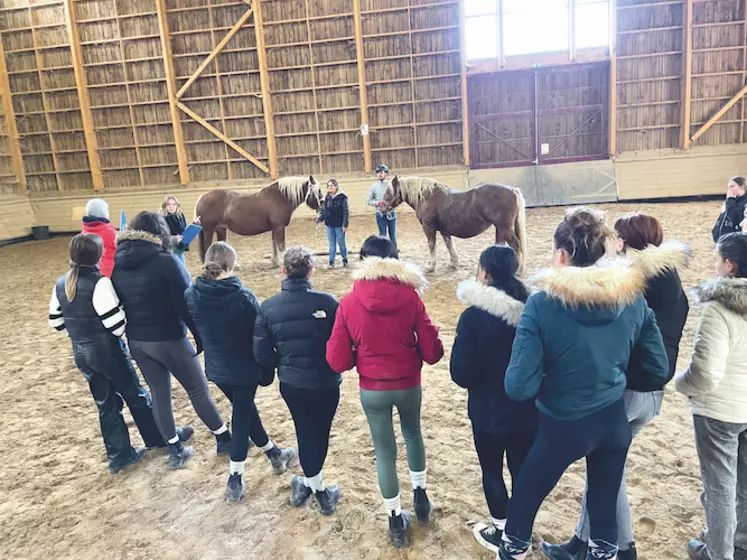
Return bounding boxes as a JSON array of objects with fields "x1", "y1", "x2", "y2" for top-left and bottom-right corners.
[
  {"x1": 478, "y1": 244, "x2": 529, "y2": 302},
  {"x1": 66, "y1": 233, "x2": 103, "y2": 301},
  {"x1": 65, "y1": 268, "x2": 80, "y2": 301},
  {"x1": 202, "y1": 241, "x2": 237, "y2": 279}
]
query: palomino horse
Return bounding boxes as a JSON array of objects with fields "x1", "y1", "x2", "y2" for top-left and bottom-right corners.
[
  {"x1": 195, "y1": 176, "x2": 322, "y2": 266},
  {"x1": 380, "y1": 176, "x2": 527, "y2": 272}
]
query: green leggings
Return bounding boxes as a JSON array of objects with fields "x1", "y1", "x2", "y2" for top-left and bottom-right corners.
[{"x1": 360, "y1": 386, "x2": 426, "y2": 499}]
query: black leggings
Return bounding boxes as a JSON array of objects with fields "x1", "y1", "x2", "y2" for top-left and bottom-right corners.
[
  {"x1": 505, "y1": 398, "x2": 632, "y2": 546},
  {"x1": 215, "y1": 383, "x2": 269, "y2": 462},
  {"x1": 281, "y1": 383, "x2": 339, "y2": 478}
]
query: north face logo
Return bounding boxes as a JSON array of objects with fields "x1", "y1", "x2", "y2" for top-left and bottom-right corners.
[{"x1": 313, "y1": 310, "x2": 327, "y2": 319}]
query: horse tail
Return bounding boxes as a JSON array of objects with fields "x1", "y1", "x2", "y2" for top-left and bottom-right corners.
[{"x1": 513, "y1": 187, "x2": 527, "y2": 270}]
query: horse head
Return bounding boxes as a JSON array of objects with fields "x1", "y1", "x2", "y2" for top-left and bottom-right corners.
[
  {"x1": 304, "y1": 174, "x2": 323, "y2": 210},
  {"x1": 381, "y1": 175, "x2": 403, "y2": 212}
]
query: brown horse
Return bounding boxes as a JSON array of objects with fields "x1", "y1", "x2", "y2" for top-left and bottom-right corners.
[
  {"x1": 380, "y1": 176, "x2": 526, "y2": 272},
  {"x1": 195, "y1": 176, "x2": 322, "y2": 266}
]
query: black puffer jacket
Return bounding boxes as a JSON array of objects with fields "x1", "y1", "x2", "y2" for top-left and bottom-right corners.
[
  {"x1": 712, "y1": 194, "x2": 747, "y2": 243},
  {"x1": 164, "y1": 212, "x2": 189, "y2": 252},
  {"x1": 253, "y1": 278, "x2": 341, "y2": 390},
  {"x1": 112, "y1": 229, "x2": 200, "y2": 346},
  {"x1": 320, "y1": 192, "x2": 349, "y2": 229},
  {"x1": 450, "y1": 280, "x2": 538, "y2": 437},
  {"x1": 185, "y1": 276, "x2": 270, "y2": 386}
]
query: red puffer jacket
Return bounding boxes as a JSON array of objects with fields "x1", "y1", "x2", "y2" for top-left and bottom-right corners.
[
  {"x1": 81, "y1": 219, "x2": 117, "y2": 278},
  {"x1": 326, "y1": 257, "x2": 444, "y2": 391}
]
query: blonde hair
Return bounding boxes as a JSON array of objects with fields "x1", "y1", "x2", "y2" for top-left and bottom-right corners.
[
  {"x1": 66, "y1": 234, "x2": 103, "y2": 301},
  {"x1": 202, "y1": 241, "x2": 237, "y2": 280},
  {"x1": 160, "y1": 195, "x2": 183, "y2": 218}
]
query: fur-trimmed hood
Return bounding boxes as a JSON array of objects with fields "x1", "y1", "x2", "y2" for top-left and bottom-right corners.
[
  {"x1": 116, "y1": 229, "x2": 163, "y2": 246},
  {"x1": 114, "y1": 229, "x2": 165, "y2": 270},
  {"x1": 626, "y1": 240, "x2": 691, "y2": 279},
  {"x1": 531, "y1": 259, "x2": 646, "y2": 311},
  {"x1": 352, "y1": 257, "x2": 428, "y2": 292},
  {"x1": 351, "y1": 257, "x2": 428, "y2": 315},
  {"x1": 694, "y1": 277, "x2": 747, "y2": 317},
  {"x1": 457, "y1": 280, "x2": 524, "y2": 327}
]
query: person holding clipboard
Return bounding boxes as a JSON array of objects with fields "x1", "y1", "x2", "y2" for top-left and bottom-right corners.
[{"x1": 161, "y1": 195, "x2": 202, "y2": 264}]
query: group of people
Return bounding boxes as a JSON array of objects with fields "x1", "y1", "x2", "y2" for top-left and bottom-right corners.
[{"x1": 46, "y1": 176, "x2": 747, "y2": 560}]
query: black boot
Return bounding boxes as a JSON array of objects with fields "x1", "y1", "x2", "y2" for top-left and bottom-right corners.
[
  {"x1": 108, "y1": 447, "x2": 146, "y2": 474},
  {"x1": 388, "y1": 511, "x2": 411, "y2": 549},
  {"x1": 619, "y1": 543, "x2": 638, "y2": 560},
  {"x1": 225, "y1": 473, "x2": 245, "y2": 503},
  {"x1": 290, "y1": 475, "x2": 312, "y2": 507},
  {"x1": 215, "y1": 429, "x2": 232, "y2": 456},
  {"x1": 167, "y1": 441, "x2": 195, "y2": 470},
  {"x1": 268, "y1": 447, "x2": 296, "y2": 475},
  {"x1": 413, "y1": 488, "x2": 431, "y2": 525},
  {"x1": 540, "y1": 536, "x2": 588, "y2": 560},
  {"x1": 315, "y1": 485, "x2": 341, "y2": 516},
  {"x1": 177, "y1": 426, "x2": 194, "y2": 443}
]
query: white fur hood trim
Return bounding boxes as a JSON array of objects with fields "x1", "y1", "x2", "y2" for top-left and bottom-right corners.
[
  {"x1": 694, "y1": 277, "x2": 747, "y2": 316},
  {"x1": 457, "y1": 280, "x2": 524, "y2": 327},
  {"x1": 626, "y1": 240, "x2": 691, "y2": 279},
  {"x1": 352, "y1": 257, "x2": 428, "y2": 293}
]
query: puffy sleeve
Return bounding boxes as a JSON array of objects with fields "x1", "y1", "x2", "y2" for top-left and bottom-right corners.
[
  {"x1": 253, "y1": 305, "x2": 279, "y2": 370},
  {"x1": 676, "y1": 303, "x2": 730, "y2": 397},
  {"x1": 92, "y1": 277, "x2": 127, "y2": 337},
  {"x1": 505, "y1": 295, "x2": 545, "y2": 401},
  {"x1": 449, "y1": 310, "x2": 478, "y2": 388},
  {"x1": 632, "y1": 301, "x2": 669, "y2": 381},
  {"x1": 48, "y1": 285, "x2": 65, "y2": 331},
  {"x1": 414, "y1": 296, "x2": 444, "y2": 365},
  {"x1": 326, "y1": 301, "x2": 356, "y2": 373}
]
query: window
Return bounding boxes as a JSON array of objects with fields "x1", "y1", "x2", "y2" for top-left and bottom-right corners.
[{"x1": 464, "y1": 0, "x2": 610, "y2": 62}]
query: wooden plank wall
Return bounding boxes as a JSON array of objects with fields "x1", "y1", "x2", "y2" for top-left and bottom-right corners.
[
  {"x1": 0, "y1": 84, "x2": 20, "y2": 194},
  {"x1": 0, "y1": 194, "x2": 34, "y2": 240}
]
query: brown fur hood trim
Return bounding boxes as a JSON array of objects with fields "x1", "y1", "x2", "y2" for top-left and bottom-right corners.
[
  {"x1": 457, "y1": 280, "x2": 524, "y2": 327},
  {"x1": 116, "y1": 229, "x2": 163, "y2": 246},
  {"x1": 694, "y1": 277, "x2": 747, "y2": 316},
  {"x1": 530, "y1": 259, "x2": 646, "y2": 308},
  {"x1": 352, "y1": 257, "x2": 428, "y2": 293},
  {"x1": 626, "y1": 240, "x2": 691, "y2": 279}
]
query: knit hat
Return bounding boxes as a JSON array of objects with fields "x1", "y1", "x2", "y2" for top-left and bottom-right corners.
[{"x1": 85, "y1": 198, "x2": 110, "y2": 220}]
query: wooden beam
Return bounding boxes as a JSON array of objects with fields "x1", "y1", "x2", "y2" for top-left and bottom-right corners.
[
  {"x1": 608, "y1": 0, "x2": 617, "y2": 156},
  {"x1": 252, "y1": 0, "x2": 278, "y2": 178},
  {"x1": 0, "y1": 40, "x2": 26, "y2": 193},
  {"x1": 156, "y1": 0, "x2": 189, "y2": 185},
  {"x1": 569, "y1": 0, "x2": 577, "y2": 62},
  {"x1": 690, "y1": 83, "x2": 747, "y2": 143},
  {"x1": 177, "y1": 101, "x2": 269, "y2": 173},
  {"x1": 64, "y1": 0, "x2": 102, "y2": 190},
  {"x1": 680, "y1": 0, "x2": 693, "y2": 149},
  {"x1": 458, "y1": 0, "x2": 469, "y2": 166},
  {"x1": 176, "y1": 6, "x2": 253, "y2": 99},
  {"x1": 353, "y1": 0, "x2": 372, "y2": 172}
]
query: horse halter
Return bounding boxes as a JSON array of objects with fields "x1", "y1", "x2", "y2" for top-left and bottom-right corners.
[{"x1": 305, "y1": 179, "x2": 323, "y2": 208}]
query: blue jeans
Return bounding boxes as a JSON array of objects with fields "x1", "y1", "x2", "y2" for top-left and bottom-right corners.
[
  {"x1": 175, "y1": 251, "x2": 185, "y2": 264},
  {"x1": 375, "y1": 213, "x2": 397, "y2": 249},
  {"x1": 326, "y1": 226, "x2": 347, "y2": 263}
]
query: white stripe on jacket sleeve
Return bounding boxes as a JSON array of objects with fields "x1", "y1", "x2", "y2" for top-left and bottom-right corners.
[
  {"x1": 48, "y1": 285, "x2": 65, "y2": 331},
  {"x1": 92, "y1": 277, "x2": 127, "y2": 337}
]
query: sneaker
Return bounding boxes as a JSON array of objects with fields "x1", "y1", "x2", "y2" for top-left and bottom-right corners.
[
  {"x1": 587, "y1": 540, "x2": 620, "y2": 560},
  {"x1": 618, "y1": 543, "x2": 638, "y2": 560},
  {"x1": 167, "y1": 442, "x2": 195, "y2": 470},
  {"x1": 225, "y1": 473, "x2": 245, "y2": 503},
  {"x1": 108, "y1": 447, "x2": 146, "y2": 473},
  {"x1": 688, "y1": 540, "x2": 713, "y2": 560},
  {"x1": 540, "y1": 537, "x2": 588, "y2": 560},
  {"x1": 388, "y1": 510, "x2": 412, "y2": 549},
  {"x1": 315, "y1": 484, "x2": 341, "y2": 516},
  {"x1": 270, "y1": 447, "x2": 296, "y2": 475},
  {"x1": 413, "y1": 488, "x2": 431, "y2": 525},
  {"x1": 473, "y1": 522, "x2": 503, "y2": 553},
  {"x1": 216, "y1": 430, "x2": 232, "y2": 457},
  {"x1": 499, "y1": 533, "x2": 531, "y2": 559},
  {"x1": 290, "y1": 475, "x2": 312, "y2": 507}
]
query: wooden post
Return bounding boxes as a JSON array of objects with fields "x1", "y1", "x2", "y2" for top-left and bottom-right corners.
[
  {"x1": 458, "y1": 0, "x2": 470, "y2": 167},
  {"x1": 569, "y1": 0, "x2": 577, "y2": 62},
  {"x1": 353, "y1": 0, "x2": 372, "y2": 173},
  {"x1": 252, "y1": 0, "x2": 278, "y2": 178},
  {"x1": 691, "y1": 83, "x2": 747, "y2": 143},
  {"x1": 0, "y1": 39, "x2": 26, "y2": 193},
  {"x1": 156, "y1": 0, "x2": 190, "y2": 185},
  {"x1": 681, "y1": 0, "x2": 693, "y2": 149},
  {"x1": 64, "y1": 0, "x2": 102, "y2": 190},
  {"x1": 608, "y1": 0, "x2": 617, "y2": 156}
]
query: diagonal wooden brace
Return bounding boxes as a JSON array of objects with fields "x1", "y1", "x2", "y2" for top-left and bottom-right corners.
[{"x1": 690, "y1": 83, "x2": 747, "y2": 144}]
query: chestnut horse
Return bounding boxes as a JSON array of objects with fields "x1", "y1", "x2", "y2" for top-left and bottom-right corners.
[
  {"x1": 195, "y1": 176, "x2": 322, "y2": 266},
  {"x1": 380, "y1": 176, "x2": 526, "y2": 272}
]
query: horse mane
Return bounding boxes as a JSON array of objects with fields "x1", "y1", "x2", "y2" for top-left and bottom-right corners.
[
  {"x1": 396, "y1": 176, "x2": 449, "y2": 205},
  {"x1": 274, "y1": 177, "x2": 308, "y2": 206}
]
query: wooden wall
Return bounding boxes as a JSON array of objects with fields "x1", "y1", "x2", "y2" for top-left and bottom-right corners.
[{"x1": 0, "y1": 194, "x2": 34, "y2": 240}]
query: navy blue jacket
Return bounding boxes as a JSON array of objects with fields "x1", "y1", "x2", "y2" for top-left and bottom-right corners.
[
  {"x1": 450, "y1": 280, "x2": 538, "y2": 437},
  {"x1": 712, "y1": 194, "x2": 747, "y2": 243},
  {"x1": 319, "y1": 192, "x2": 349, "y2": 229},
  {"x1": 164, "y1": 212, "x2": 189, "y2": 252},
  {"x1": 254, "y1": 278, "x2": 341, "y2": 390},
  {"x1": 185, "y1": 276, "x2": 270, "y2": 386},
  {"x1": 506, "y1": 261, "x2": 669, "y2": 421},
  {"x1": 112, "y1": 229, "x2": 201, "y2": 347}
]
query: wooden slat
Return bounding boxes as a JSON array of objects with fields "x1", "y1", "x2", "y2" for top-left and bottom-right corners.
[
  {"x1": 681, "y1": 0, "x2": 693, "y2": 149},
  {"x1": 458, "y1": 0, "x2": 469, "y2": 166},
  {"x1": 177, "y1": 101, "x2": 269, "y2": 174},
  {"x1": 0, "y1": 40, "x2": 26, "y2": 193},
  {"x1": 156, "y1": 0, "x2": 190, "y2": 185},
  {"x1": 609, "y1": 0, "x2": 617, "y2": 156},
  {"x1": 353, "y1": 0, "x2": 372, "y2": 173},
  {"x1": 252, "y1": 0, "x2": 277, "y2": 178},
  {"x1": 690, "y1": 83, "x2": 747, "y2": 143}
]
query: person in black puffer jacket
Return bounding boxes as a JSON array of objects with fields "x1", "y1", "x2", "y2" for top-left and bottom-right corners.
[
  {"x1": 253, "y1": 246, "x2": 342, "y2": 516},
  {"x1": 712, "y1": 176, "x2": 747, "y2": 243},
  {"x1": 185, "y1": 241, "x2": 295, "y2": 503},
  {"x1": 318, "y1": 178, "x2": 350, "y2": 268},
  {"x1": 161, "y1": 194, "x2": 189, "y2": 264},
  {"x1": 450, "y1": 245, "x2": 538, "y2": 554},
  {"x1": 112, "y1": 211, "x2": 229, "y2": 470}
]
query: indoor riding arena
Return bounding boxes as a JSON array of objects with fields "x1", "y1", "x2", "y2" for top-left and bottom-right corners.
[{"x1": 0, "y1": 0, "x2": 746, "y2": 559}]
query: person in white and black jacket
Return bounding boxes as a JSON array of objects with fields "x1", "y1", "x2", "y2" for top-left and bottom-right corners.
[{"x1": 48, "y1": 233, "x2": 166, "y2": 473}]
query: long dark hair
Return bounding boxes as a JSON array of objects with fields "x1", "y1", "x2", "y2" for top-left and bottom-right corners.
[
  {"x1": 360, "y1": 235, "x2": 398, "y2": 259},
  {"x1": 129, "y1": 211, "x2": 172, "y2": 251},
  {"x1": 717, "y1": 232, "x2": 747, "y2": 278},
  {"x1": 553, "y1": 207, "x2": 611, "y2": 267},
  {"x1": 66, "y1": 233, "x2": 103, "y2": 301},
  {"x1": 479, "y1": 244, "x2": 529, "y2": 302}
]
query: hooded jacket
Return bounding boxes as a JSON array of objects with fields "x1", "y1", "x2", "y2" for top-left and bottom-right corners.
[
  {"x1": 185, "y1": 276, "x2": 267, "y2": 386},
  {"x1": 675, "y1": 277, "x2": 747, "y2": 423},
  {"x1": 712, "y1": 194, "x2": 747, "y2": 243},
  {"x1": 111, "y1": 229, "x2": 201, "y2": 346},
  {"x1": 320, "y1": 191, "x2": 349, "y2": 229},
  {"x1": 506, "y1": 260, "x2": 669, "y2": 421},
  {"x1": 624, "y1": 241, "x2": 690, "y2": 392},
  {"x1": 81, "y1": 217, "x2": 117, "y2": 278},
  {"x1": 450, "y1": 280, "x2": 538, "y2": 437},
  {"x1": 326, "y1": 257, "x2": 444, "y2": 391}
]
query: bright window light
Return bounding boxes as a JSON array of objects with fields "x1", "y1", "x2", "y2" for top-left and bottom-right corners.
[
  {"x1": 576, "y1": 1, "x2": 609, "y2": 49},
  {"x1": 465, "y1": 16, "x2": 500, "y2": 60},
  {"x1": 465, "y1": 0, "x2": 498, "y2": 17},
  {"x1": 503, "y1": 0, "x2": 569, "y2": 56}
]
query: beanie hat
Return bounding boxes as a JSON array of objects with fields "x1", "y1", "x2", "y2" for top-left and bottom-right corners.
[{"x1": 85, "y1": 198, "x2": 110, "y2": 220}]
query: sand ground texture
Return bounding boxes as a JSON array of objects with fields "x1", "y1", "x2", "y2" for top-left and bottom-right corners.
[{"x1": 0, "y1": 201, "x2": 721, "y2": 559}]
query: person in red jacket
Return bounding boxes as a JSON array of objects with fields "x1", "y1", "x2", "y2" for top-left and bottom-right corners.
[
  {"x1": 327, "y1": 235, "x2": 444, "y2": 549},
  {"x1": 81, "y1": 199, "x2": 117, "y2": 278}
]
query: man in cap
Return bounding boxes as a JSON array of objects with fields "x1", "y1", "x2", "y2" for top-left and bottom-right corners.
[{"x1": 366, "y1": 164, "x2": 397, "y2": 249}]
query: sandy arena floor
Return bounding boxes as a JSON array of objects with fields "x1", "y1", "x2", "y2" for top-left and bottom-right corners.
[{"x1": 0, "y1": 200, "x2": 723, "y2": 559}]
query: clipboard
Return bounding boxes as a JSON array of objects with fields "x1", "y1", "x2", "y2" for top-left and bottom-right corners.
[
  {"x1": 181, "y1": 223, "x2": 203, "y2": 246},
  {"x1": 120, "y1": 210, "x2": 127, "y2": 231}
]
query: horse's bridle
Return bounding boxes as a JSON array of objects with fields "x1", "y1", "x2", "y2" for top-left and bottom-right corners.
[{"x1": 305, "y1": 179, "x2": 323, "y2": 209}]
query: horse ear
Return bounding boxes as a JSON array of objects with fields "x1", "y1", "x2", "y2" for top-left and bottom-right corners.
[
  {"x1": 392, "y1": 175, "x2": 399, "y2": 191},
  {"x1": 309, "y1": 174, "x2": 315, "y2": 185}
]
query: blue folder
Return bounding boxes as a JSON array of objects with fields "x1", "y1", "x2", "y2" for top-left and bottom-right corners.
[{"x1": 181, "y1": 223, "x2": 203, "y2": 246}]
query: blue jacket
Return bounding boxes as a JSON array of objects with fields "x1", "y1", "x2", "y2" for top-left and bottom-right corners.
[
  {"x1": 185, "y1": 276, "x2": 271, "y2": 387},
  {"x1": 506, "y1": 260, "x2": 669, "y2": 421},
  {"x1": 450, "y1": 280, "x2": 538, "y2": 437}
]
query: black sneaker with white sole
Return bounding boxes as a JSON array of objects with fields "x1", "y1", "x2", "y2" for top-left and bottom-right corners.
[
  {"x1": 225, "y1": 473, "x2": 245, "y2": 503},
  {"x1": 472, "y1": 522, "x2": 503, "y2": 553}
]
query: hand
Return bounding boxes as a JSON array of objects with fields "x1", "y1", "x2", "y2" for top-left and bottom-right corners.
[
  {"x1": 176, "y1": 235, "x2": 183, "y2": 243},
  {"x1": 343, "y1": 227, "x2": 347, "y2": 233}
]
